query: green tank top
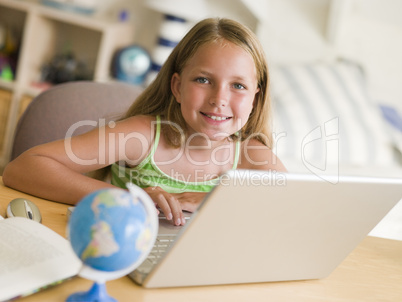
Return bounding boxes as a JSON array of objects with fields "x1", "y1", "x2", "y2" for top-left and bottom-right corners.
[{"x1": 111, "y1": 116, "x2": 241, "y2": 193}]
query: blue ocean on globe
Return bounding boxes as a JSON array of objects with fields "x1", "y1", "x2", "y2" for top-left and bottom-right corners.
[{"x1": 68, "y1": 188, "x2": 154, "y2": 272}]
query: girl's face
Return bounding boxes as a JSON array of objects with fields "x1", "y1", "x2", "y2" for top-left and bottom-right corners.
[{"x1": 171, "y1": 40, "x2": 259, "y2": 142}]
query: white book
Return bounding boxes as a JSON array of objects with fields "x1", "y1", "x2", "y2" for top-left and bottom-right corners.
[{"x1": 0, "y1": 217, "x2": 81, "y2": 301}]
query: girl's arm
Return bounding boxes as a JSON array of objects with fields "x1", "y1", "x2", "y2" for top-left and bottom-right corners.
[{"x1": 3, "y1": 116, "x2": 153, "y2": 204}]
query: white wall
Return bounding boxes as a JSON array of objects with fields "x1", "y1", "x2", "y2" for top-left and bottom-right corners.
[
  {"x1": 256, "y1": 0, "x2": 402, "y2": 111},
  {"x1": 335, "y1": 0, "x2": 402, "y2": 110}
]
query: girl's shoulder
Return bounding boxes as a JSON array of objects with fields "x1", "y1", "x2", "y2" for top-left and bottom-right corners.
[
  {"x1": 239, "y1": 139, "x2": 287, "y2": 172},
  {"x1": 109, "y1": 115, "x2": 160, "y2": 166},
  {"x1": 120, "y1": 114, "x2": 156, "y2": 126},
  {"x1": 112, "y1": 115, "x2": 159, "y2": 161},
  {"x1": 115, "y1": 115, "x2": 157, "y2": 137}
]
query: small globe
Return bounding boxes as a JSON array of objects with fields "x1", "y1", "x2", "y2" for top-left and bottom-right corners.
[{"x1": 68, "y1": 186, "x2": 158, "y2": 281}]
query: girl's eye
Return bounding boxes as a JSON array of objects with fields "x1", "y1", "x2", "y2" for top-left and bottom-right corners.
[
  {"x1": 195, "y1": 77, "x2": 209, "y2": 84},
  {"x1": 233, "y1": 83, "x2": 246, "y2": 90}
]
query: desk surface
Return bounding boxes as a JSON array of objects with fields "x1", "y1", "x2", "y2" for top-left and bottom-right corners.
[{"x1": 1, "y1": 178, "x2": 402, "y2": 302}]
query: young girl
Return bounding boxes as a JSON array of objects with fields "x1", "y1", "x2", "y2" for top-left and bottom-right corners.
[{"x1": 3, "y1": 18, "x2": 286, "y2": 225}]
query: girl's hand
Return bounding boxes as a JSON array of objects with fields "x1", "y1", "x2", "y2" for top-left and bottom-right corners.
[
  {"x1": 170, "y1": 192, "x2": 207, "y2": 213},
  {"x1": 143, "y1": 186, "x2": 186, "y2": 226}
]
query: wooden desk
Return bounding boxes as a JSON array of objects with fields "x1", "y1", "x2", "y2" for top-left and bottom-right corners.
[{"x1": 1, "y1": 178, "x2": 402, "y2": 302}]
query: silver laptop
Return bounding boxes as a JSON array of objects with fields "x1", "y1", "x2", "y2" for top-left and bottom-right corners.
[{"x1": 129, "y1": 170, "x2": 402, "y2": 288}]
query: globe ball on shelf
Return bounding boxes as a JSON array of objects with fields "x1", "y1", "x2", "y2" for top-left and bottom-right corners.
[
  {"x1": 66, "y1": 183, "x2": 158, "y2": 302},
  {"x1": 112, "y1": 45, "x2": 152, "y2": 86}
]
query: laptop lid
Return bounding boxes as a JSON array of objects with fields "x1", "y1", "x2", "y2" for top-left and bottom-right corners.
[{"x1": 130, "y1": 170, "x2": 402, "y2": 288}]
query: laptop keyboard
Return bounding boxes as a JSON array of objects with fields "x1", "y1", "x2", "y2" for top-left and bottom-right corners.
[
  {"x1": 136, "y1": 234, "x2": 177, "y2": 274},
  {"x1": 132, "y1": 213, "x2": 192, "y2": 280}
]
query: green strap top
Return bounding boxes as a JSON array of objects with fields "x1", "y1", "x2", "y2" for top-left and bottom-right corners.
[{"x1": 111, "y1": 116, "x2": 241, "y2": 193}]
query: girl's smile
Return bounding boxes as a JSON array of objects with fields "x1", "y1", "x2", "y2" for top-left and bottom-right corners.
[
  {"x1": 200, "y1": 112, "x2": 232, "y2": 123},
  {"x1": 171, "y1": 39, "x2": 260, "y2": 142}
]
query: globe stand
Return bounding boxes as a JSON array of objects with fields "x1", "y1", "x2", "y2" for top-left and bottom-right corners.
[{"x1": 66, "y1": 282, "x2": 116, "y2": 302}]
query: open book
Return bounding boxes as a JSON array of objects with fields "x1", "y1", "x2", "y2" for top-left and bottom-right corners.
[{"x1": 0, "y1": 217, "x2": 81, "y2": 301}]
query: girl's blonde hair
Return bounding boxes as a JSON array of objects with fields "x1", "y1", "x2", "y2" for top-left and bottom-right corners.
[{"x1": 123, "y1": 17, "x2": 273, "y2": 148}]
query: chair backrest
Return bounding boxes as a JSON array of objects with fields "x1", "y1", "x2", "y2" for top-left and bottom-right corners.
[{"x1": 10, "y1": 81, "x2": 143, "y2": 161}]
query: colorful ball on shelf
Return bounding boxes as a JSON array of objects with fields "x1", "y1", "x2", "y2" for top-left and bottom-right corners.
[{"x1": 112, "y1": 45, "x2": 152, "y2": 85}]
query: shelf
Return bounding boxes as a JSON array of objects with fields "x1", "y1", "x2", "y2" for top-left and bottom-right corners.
[
  {"x1": 38, "y1": 4, "x2": 127, "y2": 31},
  {"x1": 0, "y1": 79, "x2": 15, "y2": 91},
  {"x1": 0, "y1": 0, "x2": 135, "y2": 169}
]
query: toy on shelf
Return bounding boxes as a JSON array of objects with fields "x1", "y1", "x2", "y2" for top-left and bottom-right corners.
[
  {"x1": 40, "y1": 0, "x2": 99, "y2": 15},
  {"x1": 0, "y1": 24, "x2": 19, "y2": 82}
]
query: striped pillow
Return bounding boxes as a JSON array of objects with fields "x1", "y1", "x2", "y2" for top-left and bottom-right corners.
[{"x1": 270, "y1": 61, "x2": 394, "y2": 168}]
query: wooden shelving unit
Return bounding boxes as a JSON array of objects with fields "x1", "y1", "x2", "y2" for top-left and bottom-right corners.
[{"x1": 0, "y1": 0, "x2": 135, "y2": 170}]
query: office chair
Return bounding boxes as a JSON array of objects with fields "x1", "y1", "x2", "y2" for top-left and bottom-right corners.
[{"x1": 10, "y1": 81, "x2": 143, "y2": 161}]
